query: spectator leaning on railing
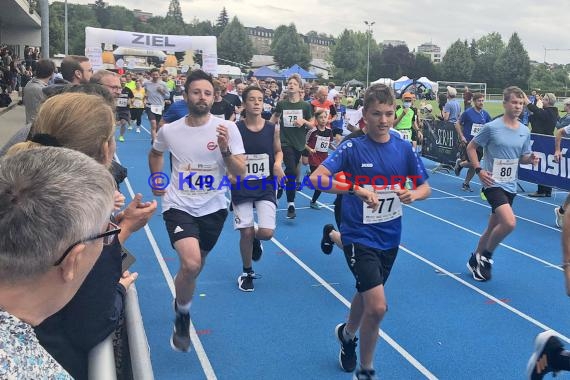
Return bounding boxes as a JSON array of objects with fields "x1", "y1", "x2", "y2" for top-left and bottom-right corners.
[{"x1": 0, "y1": 147, "x2": 117, "y2": 379}]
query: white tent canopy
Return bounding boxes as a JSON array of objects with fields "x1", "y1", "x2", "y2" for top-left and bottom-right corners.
[
  {"x1": 417, "y1": 76, "x2": 439, "y2": 94},
  {"x1": 394, "y1": 76, "x2": 410, "y2": 83},
  {"x1": 371, "y1": 77, "x2": 394, "y2": 86},
  {"x1": 217, "y1": 64, "x2": 242, "y2": 77}
]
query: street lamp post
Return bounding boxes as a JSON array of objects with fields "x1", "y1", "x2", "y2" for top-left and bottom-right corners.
[
  {"x1": 364, "y1": 20, "x2": 375, "y2": 88},
  {"x1": 64, "y1": 0, "x2": 68, "y2": 55}
]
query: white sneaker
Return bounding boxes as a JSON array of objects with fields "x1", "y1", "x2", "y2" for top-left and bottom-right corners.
[
  {"x1": 136, "y1": 127, "x2": 141, "y2": 133},
  {"x1": 555, "y1": 207, "x2": 564, "y2": 228}
]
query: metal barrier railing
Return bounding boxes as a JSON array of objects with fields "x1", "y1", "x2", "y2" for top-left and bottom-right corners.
[{"x1": 88, "y1": 283, "x2": 154, "y2": 380}]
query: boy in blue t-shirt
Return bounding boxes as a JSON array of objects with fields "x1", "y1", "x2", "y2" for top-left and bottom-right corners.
[
  {"x1": 331, "y1": 95, "x2": 346, "y2": 146},
  {"x1": 310, "y1": 84, "x2": 431, "y2": 380}
]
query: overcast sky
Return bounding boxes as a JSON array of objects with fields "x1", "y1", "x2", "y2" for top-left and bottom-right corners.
[{"x1": 66, "y1": 0, "x2": 570, "y2": 64}]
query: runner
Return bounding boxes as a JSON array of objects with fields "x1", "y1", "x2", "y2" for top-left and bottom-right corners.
[
  {"x1": 148, "y1": 69, "x2": 245, "y2": 352},
  {"x1": 231, "y1": 86, "x2": 285, "y2": 292},
  {"x1": 465, "y1": 86, "x2": 539, "y2": 282},
  {"x1": 116, "y1": 76, "x2": 134, "y2": 142},
  {"x1": 270, "y1": 74, "x2": 314, "y2": 219},
  {"x1": 145, "y1": 68, "x2": 170, "y2": 143},
  {"x1": 331, "y1": 94, "x2": 347, "y2": 146},
  {"x1": 130, "y1": 79, "x2": 145, "y2": 133},
  {"x1": 304, "y1": 109, "x2": 334, "y2": 209},
  {"x1": 453, "y1": 92, "x2": 492, "y2": 192},
  {"x1": 310, "y1": 84, "x2": 431, "y2": 380}
]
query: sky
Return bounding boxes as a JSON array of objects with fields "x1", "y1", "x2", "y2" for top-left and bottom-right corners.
[{"x1": 65, "y1": 0, "x2": 570, "y2": 64}]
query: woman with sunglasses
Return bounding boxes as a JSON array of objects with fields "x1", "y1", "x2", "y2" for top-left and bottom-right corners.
[{"x1": 7, "y1": 92, "x2": 157, "y2": 380}]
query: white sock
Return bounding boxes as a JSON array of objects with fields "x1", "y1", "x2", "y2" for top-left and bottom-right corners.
[
  {"x1": 288, "y1": 202, "x2": 295, "y2": 207},
  {"x1": 176, "y1": 300, "x2": 191, "y2": 314},
  {"x1": 343, "y1": 325, "x2": 356, "y2": 341}
]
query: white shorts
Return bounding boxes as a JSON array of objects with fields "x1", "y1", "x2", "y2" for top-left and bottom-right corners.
[{"x1": 232, "y1": 200, "x2": 276, "y2": 230}]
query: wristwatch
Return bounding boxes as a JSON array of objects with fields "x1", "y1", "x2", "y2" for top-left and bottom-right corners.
[
  {"x1": 348, "y1": 183, "x2": 355, "y2": 195},
  {"x1": 475, "y1": 167, "x2": 482, "y2": 174},
  {"x1": 221, "y1": 149, "x2": 232, "y2": 158}
]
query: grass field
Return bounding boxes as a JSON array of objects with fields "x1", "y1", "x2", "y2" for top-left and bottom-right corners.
[{"x1": 420, "y1": 99, "x2": 566, "y2": 119}]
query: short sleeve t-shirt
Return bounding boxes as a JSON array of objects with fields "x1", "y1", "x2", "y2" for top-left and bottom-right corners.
[
  {"x1": 474, "y1": 117, "x2": 531, "y2": 194},
  {"x1": 322, "y1": 134, "x2": 429, "y2": 250},
  {"x1": 153, "y1": 115, "x2": 245, "y2": 216},
  {"x1": 443, "y1": 99, "x2": 461, "y2": 123},
  {"x1": 459, "y1": 107, "x2": 492, "y2": 141},
  {"x1": 306, "y1": 127, "x2": 333, "y2": 167},
  {"x1": 275, "y1": 99, "x2": 313, "y2": 151}
]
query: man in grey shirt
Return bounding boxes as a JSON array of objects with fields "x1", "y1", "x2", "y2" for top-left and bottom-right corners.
[
  {"x1": 144, "y1": 68, "x2": 170, "y2": 143},
  {"x1": 23, "y1": 59, "x2": 55, "y2": 124},
  {"x1": 443, "y1": 86, "x2": 461, "y2": 123}
]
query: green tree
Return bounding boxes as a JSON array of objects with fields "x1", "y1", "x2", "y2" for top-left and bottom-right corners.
[
  {"x1": 270, "y1": 23, "x2": 311, "y2": 69},
  {"x1": 410, "y1": 53, "x2": 437, "y2": 79},
  {"x1": 214, "y1": 7, "x2": 229, "y2": 36},
  {"x1": 104, "y1": 6, "x2": 136, "y2": 31},
  {"x1": 440, "y1": 39, "x2": 474, "y2": 81},
  {"x1": 217, "y1": 16, "x2": 254, "y2": 66},
  {"x1": 472, "y1": 32, "x2": 505, "y2": 87},
  {"x1": 494, "y1": 32, "x2": 531, "y2": 88},
  {"x1": 167, "y1": 0, "x2": 184, "y2": 24},
  {"x1": 48, "y1": 2, "x2": 65, "y2": 55},
  {"x1": 93, "y1": 0, "x2": 109, "y2": 28},
  {"x1": 331, "y1": 29, "x2": 364, "y2": 82},
  {"x1": 67, "y1": 3, "x2": 99, "y2": 55}
]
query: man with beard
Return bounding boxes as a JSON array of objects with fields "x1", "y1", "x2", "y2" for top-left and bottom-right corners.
[{"x1": 148, "y1": 69, "x2": 245, "y2": 352}]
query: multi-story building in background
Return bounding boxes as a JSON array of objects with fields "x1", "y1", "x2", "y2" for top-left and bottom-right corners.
[
  {"x1": 417, "y1": 42, "x2": 442, "y2": 63},
  {"x1": 246, "y1": 26, "x2": 333, "y2": 60},
  {"x1": 382, "y1": 39, "x2": 407, "y2": 47}
]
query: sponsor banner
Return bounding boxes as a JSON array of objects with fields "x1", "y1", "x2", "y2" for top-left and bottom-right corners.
[
  {"x1": 519, "y1": 133, "x2": 570, "y2": 191},
  {"x1": 421, "y1": 120, "x2": 459, "y2": 166}
]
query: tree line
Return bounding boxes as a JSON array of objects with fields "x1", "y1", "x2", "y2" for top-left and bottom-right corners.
[{"x1": 45, "y1": 1, "x2": 569, "y2": 91}]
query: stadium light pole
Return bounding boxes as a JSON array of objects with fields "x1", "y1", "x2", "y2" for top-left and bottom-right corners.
[
  {"x1": 364, "y1": 20, "x2": 375, "y2": 88},
  {"x1": 64, "y1": 0, "x2": 68, "y2": 55}
]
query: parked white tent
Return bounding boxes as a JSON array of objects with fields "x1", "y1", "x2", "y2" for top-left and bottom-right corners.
[
  {"x1": 370, "y1": 77, "x2": 394, "y2": 86},
  {"x1": 417, "y1": 76, "x2": 439, "y2": 94},
  {"x1": 217, "y1": 64, "x2": 242, "y2": 77}
]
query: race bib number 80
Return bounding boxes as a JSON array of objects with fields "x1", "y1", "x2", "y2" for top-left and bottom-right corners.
[{"x1": 491, "y1": 158, "x2": 518, "y2": 183}]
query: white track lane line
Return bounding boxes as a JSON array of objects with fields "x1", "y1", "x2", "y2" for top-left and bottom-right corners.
[
  {"x1": 429, "y1": 185, "x2": 559, "y2": 232},
  {"x1": 115, "y1": 153, "x2": 217, "y2": 380},
  {"x1": 294, "y1": 193, "x2": 437, "y2": 379},
  {"x1": 296, "y1": 190, "x2": 570, "y2": 343}
]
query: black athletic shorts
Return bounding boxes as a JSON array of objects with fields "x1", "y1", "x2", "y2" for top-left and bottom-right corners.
[
  {"x1": 343, "y1": 243, "x2": 398, "y2": 293},
  {"x1": 332, "y1": 128, "x2": 343, "y2": 137},
  {"x1": 459, "y1": 143, "x2": 483, "y2": 162},
  {"x1": 163, "y1": 208, "x2": 228, "y2": 252},
  {"x1": 482, "y1": 187, "x2": 516, "y2": 213}
]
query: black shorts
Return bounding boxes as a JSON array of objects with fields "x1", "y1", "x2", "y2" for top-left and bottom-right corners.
[
  {"x1": 459, "y1": 143, "x2": 483, "y2": 162},
  {"x1": 343, "y1": 243, "x2": 398, "y2": 292},
  {"x1": 145, "y1": 107, "x2": 162, "y2": 123},
  {"x1": 163, "y1": 208, "x2": 228, "y2": 252},
  {"x1": 117, "y1": 110, "x2": 130, "y2": 121},
  {"x1": 483, "y1": 187, "x2": 516, "y2": 213}
]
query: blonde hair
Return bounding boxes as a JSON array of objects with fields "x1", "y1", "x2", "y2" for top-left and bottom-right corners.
[{"x1": 10, "y1": 93, "x2": 115, "y2": 164}]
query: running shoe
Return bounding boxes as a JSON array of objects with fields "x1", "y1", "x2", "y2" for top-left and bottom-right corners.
[
  {"x1": 252, "y1": 238, "x2": 263, "y2": 262},
  {"x1": 310, "y1": 201, "x2": 321, "y2": 210},
  {"x1": 286, "y1": 205, "x2": 296, "y2": 219},
  {"x1": 554, "y1": 207, "x2": 564, "y2": 229},
  {"x1": 118, "y1": 135, "x2": 125, "y2": 142},
  {"x1": 171, "y1": 302, "x2": 191, "y2": 352},
  {"x1": 462, "y1": 183, "x2": 473, "y2": 192},
  {"x1": 127, "y1": 125, "x2": 133, "y2": 130},
  {"x1": 276, "y1": 187, "x2": 283, "y2": 199},
  {"x1": 454, "y1": 158, "x2": 462, "y2": 176},
  {"x1": 237, "y1": 272, "x2": 256, "y2": 292},
  {"x1": 136, "y1": 127, "x2": 141, "y2": 133},
  {"x1": 466, "y1": 253, "x2": 485, "y2": 281},
  {"x1": 321, "y1": 224, "x2": 335, "y2": 255},
  {"x1": 353, "y1": 368, "x2": 377, "y2": 380},
  {"x1": 476, "y1": 253, "x2": 493, "y2": 281},
  {"x1": 526, "y1": 330, "x2": 564, "y2": 380},
  {"x1": 335, "y1": 323, "x2": 358, "y2": 372}
]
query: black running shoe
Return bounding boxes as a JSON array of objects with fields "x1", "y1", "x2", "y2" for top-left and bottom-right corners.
[
  {"x1": 252, "y1": 238, "x2": 263, "y2": 261},
  {"x1": 466, "y1": 253, "x2": 484, "y2": 281},
  {"x1": 171, "y1": 302, "x2": 191, "y2": 352},
  {"x1": 462, "y1": 183, "x2": 473, "y2": 192},
  {"x1": 454, "y1": 159, "x2": 463, "y2": 176},
  {"x1": 276, "y1": 187, "x2": 283, "y2": 199},
  {"x1": 237, "y1": 272, "x2": 255, "y2": 292},
  {"x1": 335, "y1": 323, "x2": 358, "y2": 372},
  {"x1": 476, "y1": 253, "x2": 493, "y2": 281},
  {"x1": 353, "y1": 368, "x2": 377, "y2": 380},
  {"x1": 321, "y1": 224, "x2": 335, "y2": 255},
  {"x1": 526, "y1": 330, "x2": 564, "y2": 380},
  {"x1": 286, "y1": 205, "x2": 296, "y2": 219}
]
